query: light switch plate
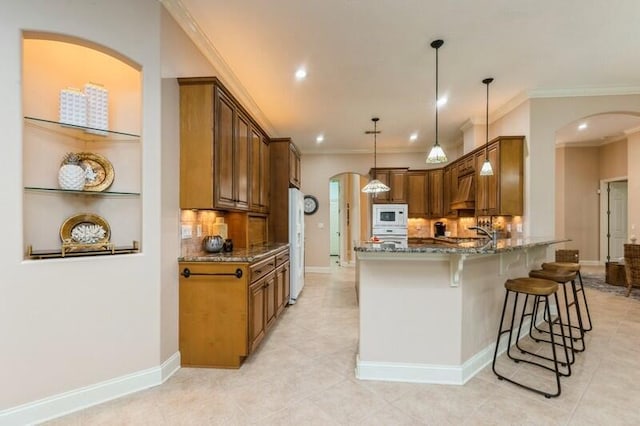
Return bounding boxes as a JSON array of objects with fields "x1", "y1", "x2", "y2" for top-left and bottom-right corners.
[
  {"x1": 196, "y1": 224, "x2": 202, "y2": 237},
  {"x1": 181, "y1": 224, "x2": 192, "y2": 239},
  {"x1": 516, "y1": 223, "x2": 523, "y2": 233}
]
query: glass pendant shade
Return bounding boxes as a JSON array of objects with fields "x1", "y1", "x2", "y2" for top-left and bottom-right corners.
[
  {"x1": 481, "y1": 77, "x2": 494, "y2": 176},
  {"x1": 480, "y1": 159, "x2": 494, "y2": 176},
  {"x1": 426, "y1": 143, "x2": 447, "y2": 164},
  {"x1": 362, "y1": 117, "x2": 390, "y2": 194},
  {"x1": 362, "y1": 179, "x2": 390, "y2": 193},
  {"x1": 425, "y1": 39, "x2": 448, "y2": 164}
]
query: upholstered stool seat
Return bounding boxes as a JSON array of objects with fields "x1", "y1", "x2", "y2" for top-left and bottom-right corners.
[{"x1": 492, "y1": 277, "x2": 571, "y2": 398}]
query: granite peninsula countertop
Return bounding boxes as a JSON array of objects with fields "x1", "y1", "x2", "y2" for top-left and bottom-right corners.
[
  {"x1": 179, "y1": 242, "x2": 289, "y2": 263},
  {"x1": 355, "y1": 237, "x2": 566, "y2": 255}
]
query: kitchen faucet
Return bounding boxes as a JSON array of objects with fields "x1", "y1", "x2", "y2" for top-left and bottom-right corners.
[{"x1": 468, "y1": 226, "x2": 498, "y2": 244}]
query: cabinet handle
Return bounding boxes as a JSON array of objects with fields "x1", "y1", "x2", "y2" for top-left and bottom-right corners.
[{"x1": 181, "y1": 267, "x2": 243, "y2": 279}]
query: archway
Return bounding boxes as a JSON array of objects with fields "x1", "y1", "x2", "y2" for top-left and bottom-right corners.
[
  {"x1": 328, "y1": 172, "x2": 370, "y2": 266},
  {"x1": 555, "y1": 112, "x2": 640, "y2": 264}
]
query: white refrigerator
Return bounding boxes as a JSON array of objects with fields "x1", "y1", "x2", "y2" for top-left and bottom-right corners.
[{"x1": 289, "y1": 188, "x2": 305, "y2": 303}]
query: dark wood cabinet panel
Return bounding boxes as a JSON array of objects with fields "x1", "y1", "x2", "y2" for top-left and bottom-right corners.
[
  {"x1": 269, "y1": 138, "x2": 301, "y2": 243},
  {"x1": 235, "y1": 112, "x2": 250, "y2": 209},
  {"x1": 216, "y1": 89, "x2": 236, "y2": 209},
  {"x1": 407, "y1": 171, "x2": 427, "y2": 217},
  {"x1": 249, "y1": 278, "x2": 266, "y2": 353},
  {"x1": 428, "y1": 169, "x2": 444, "y2": 218}
]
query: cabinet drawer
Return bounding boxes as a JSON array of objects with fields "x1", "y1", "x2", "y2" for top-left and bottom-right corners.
[
  {"x1": 250, "y1": 256, "x2": 276, "y2": 283},
  {"x1": 179, "y1": 262, "x2": 246, "y2": 280},
  {"x1": 275, "y1": 249, "x2": 290, "y2": 266}
]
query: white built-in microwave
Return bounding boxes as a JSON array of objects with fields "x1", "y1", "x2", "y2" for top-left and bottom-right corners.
[{"x1": 372, "y1": 204, "x2": 408, "y2": 228}]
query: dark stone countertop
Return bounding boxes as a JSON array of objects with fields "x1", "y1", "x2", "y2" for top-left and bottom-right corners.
[
  {"x1": 179, "y1": 242, "x2": 289, "y2": 263},
  {"x1": 355, "y1": 237, "x2": 566, "y2": 255}
]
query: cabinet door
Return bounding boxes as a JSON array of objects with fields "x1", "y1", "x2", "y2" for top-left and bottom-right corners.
[
  {"x1": 389, "y1": 170, "x2": 407, "y2": 203},
  {"x1": 264, "y1": 272, "x2": 277, "y2": 330},
  {"x1": 407, "y1": 171, "x2": 427, "y2": 217},
  {"x1": 216, "y1": 88, "x2": 236, "y2": 209},
  {"x1": 261, "y1": 137, "x2": 270, "y2": 212},
  {"x1": 249, "y1": 279, "x2": 266, "y2": 353},
  {"x1": 372, "y1": 170, "x2": 390, "y2": 202},
  {"x1": 475, "y1": 151, "x2": 488, "y2": 215},
  {"x1": 283, "y1": 261, "x2": 290, "y2": 306},
  {"x1": 289, "y1": 145, "x2": 300, "y2": 188},
  {"x1": 442, "y1": 166, "x2": 457, "y2": 217},
  {"x1": 428, "y1": 169, "x2": 444, "y2": 218},
  {"x1": 485, "y1": 144, "x2": 499, "y2": 215},
  {"x1": 179, "y1": 83, "x2": 214, "y2": 209},
  {"x1": 250, "y1": 128, "x2": 261, "y2": 211},
  {"x1": 275, "y1": 265, "x2": 286, "y2": 316},
  {"x1": 235, "y1": 112, "x2": 250, "y2": 210}
]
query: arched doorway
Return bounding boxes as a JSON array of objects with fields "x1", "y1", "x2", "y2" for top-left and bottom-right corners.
[
  {"x1": 555, "y1": 112, "x2": 640, "y2": 263},
  {"x1": 329, "y1": 172, "x2": 370, "y2": 266}
]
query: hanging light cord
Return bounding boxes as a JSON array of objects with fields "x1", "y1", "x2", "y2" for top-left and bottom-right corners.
[
  {"x1": 435, "y1": 43, "x2": 439, "y2": 146},
  {"x1": 485, "y1": 79, "x2": 489, "y2": 157},
  {"x1": 483, "y1": 77, "x2": 494, "y2": 156}
]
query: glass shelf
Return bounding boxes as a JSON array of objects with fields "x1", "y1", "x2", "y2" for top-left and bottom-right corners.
[
  {"x1": 25, "y1": 186, "x2": 140, "y2": 196},
  {"x1": 24, "y1": 116, "x2": 140, "y2": 142}
]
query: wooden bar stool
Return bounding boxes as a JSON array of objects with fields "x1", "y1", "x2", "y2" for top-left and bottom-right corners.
[
  {"x1": 528, "y1": 267, "x2": 583, "y2": 356},
  {"x1": 550, "y1": 249, "x2": 593, "y2": 332},
  {"x1": 492, "y1": 277, "x2": 570, "y2": 398}
]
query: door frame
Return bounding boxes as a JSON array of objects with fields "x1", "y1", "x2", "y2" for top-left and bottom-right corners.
[{"x1": 599, "y1": 176, "x2": 628, "y2": 263}]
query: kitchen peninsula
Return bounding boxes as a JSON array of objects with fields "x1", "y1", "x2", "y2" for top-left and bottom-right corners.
[{"x1": 354, "y1": 237, "x2": 564, "y2": 385}]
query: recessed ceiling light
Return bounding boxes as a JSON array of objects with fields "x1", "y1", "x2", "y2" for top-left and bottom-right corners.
[
  {"x1": 409, "y1": 132, "x2": 418, "y2": 142},
  {"x1": 578, "y1": 123, "x2": 588, "y2": 130},
  {"x1": 437, "y1": 96, "x2": 448, "y2": 107},
  {"x1": 316, "y1": 134, "x2": 324, "y2": 143},
  {"x1": 295, "y1": 68, "x2": 307, "y2": 80}
]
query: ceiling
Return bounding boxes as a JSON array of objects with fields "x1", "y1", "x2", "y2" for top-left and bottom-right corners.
[{"x1": 168, "y1": 0, "x2": 640, "y2": 155}]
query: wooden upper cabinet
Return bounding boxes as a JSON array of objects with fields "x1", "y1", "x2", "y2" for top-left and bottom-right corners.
[
  {"x1": 443, "y1": 165, "x2": 458, "y2": 218},
  {"x1": 250, "y1": 128, "x2": 269, "y2": 213},
  {"x1": 269, "y1": 138, "x2": 301, "y2": 243},
  {"x1": 289, "y1": 144, "x2": 301, "y2": 188},
  {"x1": 215, "y1": 88, "x2": 238, "y2": 210},
  {"x1": 179, "y1": 82, "x2": 215, "y2": 209},
  {"x1": 427, "y1": 169, "x2": 444, "y2": 218},
  {"x1": 371, "y1": 168, "x2": 408, "y2": 203},
  {"x1": 475, "y1": 136, "x2": 523, "y2": 216},
  {"x1": 235, "y1": 111, "x2": 250, "y2": 209},
  {"x1": 178, "y1": 77, "x2": 267, "y2": 212},
  {"x1": 407, "y1": 171, "x2": 427, "y2": 217}
]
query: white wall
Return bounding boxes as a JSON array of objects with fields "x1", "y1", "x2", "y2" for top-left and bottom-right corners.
[
  {"x1": 0, "y1": 1, "x2": 219, "y2": 421},
  {"x1": 0, "y1": 0, "x2": 163, "y2": 413}
]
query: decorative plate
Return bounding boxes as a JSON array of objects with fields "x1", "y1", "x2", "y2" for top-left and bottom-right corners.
[
  {"x1": 78, "y1": 152, "x2": 114, "y2": 192},
  {"x1": 60, "y1": 213, "x2": 111, "y2": 244}
]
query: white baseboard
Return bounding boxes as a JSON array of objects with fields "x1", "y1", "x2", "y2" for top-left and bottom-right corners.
[
  {"x1": 356, "y1": 317, "x2": 536, "y2": 385},
  {"x1": 305, "y1": 266, "x2": 332, "y2": 274},
  {"x1": 0, "y1": 352, "x2": 181, "y2": 426}
]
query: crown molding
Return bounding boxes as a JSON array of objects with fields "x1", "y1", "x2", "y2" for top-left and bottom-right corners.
[
  {"x1": 528, "y1": 86, "x2": 640, "y2": 99},
  {"x1": 160, "y1": 0, "x2": 277, "y2": 136},
  {"x1": 624, "y1": 125, "x2": 640, "y2": 136}
]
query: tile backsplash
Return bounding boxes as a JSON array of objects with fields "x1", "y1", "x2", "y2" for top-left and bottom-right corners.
[
  {"x1": 408, "y1": 216, "x2": 523, "y2": 239},
  {"x1": 180, "y1": 210, "x2": 226, "y2": 256}
]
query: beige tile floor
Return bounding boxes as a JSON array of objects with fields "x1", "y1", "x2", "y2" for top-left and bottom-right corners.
[{"x1": 46, "y1": 263, "x2": 640, "y2": 425}]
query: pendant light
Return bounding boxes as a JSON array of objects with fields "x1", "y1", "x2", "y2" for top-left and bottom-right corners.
[
  {"x1": 426, "y1": 39, "x2": 448, "y2": 164},
  {"x1": 362, "y1": 117, "x2": 390, "y2": 194},
  {"x1": 479, "y1": 77, "x2": 494, "y2": 176}
]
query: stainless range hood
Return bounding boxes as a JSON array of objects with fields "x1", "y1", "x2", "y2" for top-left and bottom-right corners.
[{"x1": 450, "y1": 174, "x2": 475, "y2": 210}]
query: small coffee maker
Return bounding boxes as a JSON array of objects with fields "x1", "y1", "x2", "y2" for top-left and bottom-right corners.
[{"x1": 434, "y1": 221, "x2": 446, "y2": 237}]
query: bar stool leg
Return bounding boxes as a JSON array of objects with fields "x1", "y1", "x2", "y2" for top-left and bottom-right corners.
[{"x1": 576, "y1": 271, "x2": 593, "y2": 331}]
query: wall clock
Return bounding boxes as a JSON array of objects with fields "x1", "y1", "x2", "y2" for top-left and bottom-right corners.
[{"x1": 303, "y1": 195, "x2": 319, "y2": 215}]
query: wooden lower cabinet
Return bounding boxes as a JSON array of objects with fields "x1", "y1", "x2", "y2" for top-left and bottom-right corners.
[{"x1": 179, "y1": 247, "x2": 290, "y2": 368}]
